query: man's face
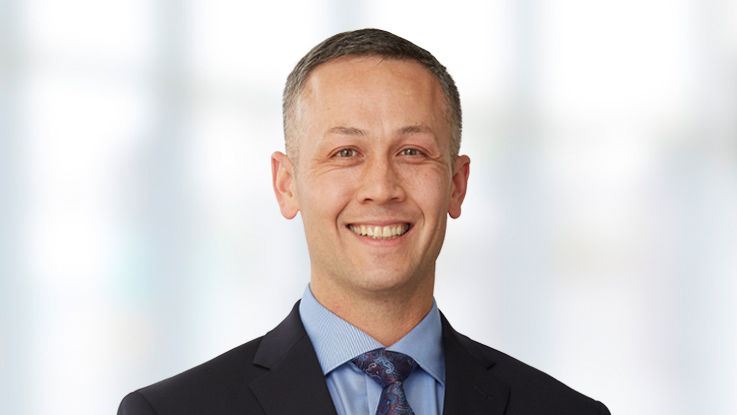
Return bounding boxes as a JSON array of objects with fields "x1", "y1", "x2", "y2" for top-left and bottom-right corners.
[{"x1": 273, "y1": 56, "x2": 469, "y2": 298}]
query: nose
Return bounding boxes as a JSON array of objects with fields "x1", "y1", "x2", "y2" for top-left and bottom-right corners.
[{"x1": 356, "y1": 157, "x2": 406, "y2": 204}]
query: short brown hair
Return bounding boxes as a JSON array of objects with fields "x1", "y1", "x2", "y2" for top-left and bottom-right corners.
[{"x1": 282, "y1": 28, "x2": 462, "y2": 160}]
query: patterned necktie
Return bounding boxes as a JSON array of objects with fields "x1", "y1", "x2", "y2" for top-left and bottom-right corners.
[{"x1": 352, "y1": 349, "x2": 417, "y2": 415}]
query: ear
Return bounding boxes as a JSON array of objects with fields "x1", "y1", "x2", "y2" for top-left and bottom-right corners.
[
  {"x1": 271, "y1": 151, "x2": 299, "y2": 219},
  {"x1": 448, "y1": 155, "x2": 470, "y2": 219}
]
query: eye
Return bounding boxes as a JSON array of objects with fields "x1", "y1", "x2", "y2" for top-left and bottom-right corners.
[
  {"x1": 334, "y1": 148, "x2": 357, "y2": 158},
  {"x1": 399, "y1": 148, "x2": 423, "y2": 157}
]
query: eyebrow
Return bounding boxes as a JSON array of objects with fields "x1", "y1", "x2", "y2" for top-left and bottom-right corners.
[
  {"x1": 398, "y1": 125, "x2": 433, "y2": 135},
  {"x1": 326, "y1": 126, "x2": 366, "y2": 136}
]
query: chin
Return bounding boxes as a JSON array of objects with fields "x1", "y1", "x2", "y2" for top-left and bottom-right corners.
[{"x1": 351, "y1": 269, "x2": 423, "y2": 295}]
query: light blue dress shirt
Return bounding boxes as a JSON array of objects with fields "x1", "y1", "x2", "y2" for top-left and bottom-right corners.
[{"x1": 299, "y1": 286, "x2": 445, "y2": 415}]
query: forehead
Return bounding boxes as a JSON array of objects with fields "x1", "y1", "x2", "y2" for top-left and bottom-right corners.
[
  {"x1": 293, "y1": 56, "x2": 449, "y2": 141},
  {"x1": 305, "y1": 55, "x2": 438, "y2": 90}
]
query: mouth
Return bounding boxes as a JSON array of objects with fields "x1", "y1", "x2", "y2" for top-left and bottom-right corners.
[{"x1": 348, "y1": 223, "x2": 411, "y2": 240}]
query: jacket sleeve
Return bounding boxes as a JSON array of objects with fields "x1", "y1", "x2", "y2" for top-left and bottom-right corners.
[
  {"x1": 597, "y1": 400, "x2": 611, "y2": 415},
  {"x1": 117, "y1": 391, "x2": 157, "y2": 415}
]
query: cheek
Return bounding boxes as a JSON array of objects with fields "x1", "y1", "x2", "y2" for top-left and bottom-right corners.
[
  {"x1": 401, "y1": 168, "x2": 451, "y2": 211},
  {"x1": 299, "y1": 171, "x2": 358, "y2": 216}
]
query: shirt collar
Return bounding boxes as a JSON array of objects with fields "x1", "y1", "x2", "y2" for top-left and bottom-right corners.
[{"x1": 299, "y1": 285, "x2": 445, "y2": 385}]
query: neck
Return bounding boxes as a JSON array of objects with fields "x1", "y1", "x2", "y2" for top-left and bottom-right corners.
[{"x1": 310, "y1": 276, "x2": 435, "y2": 346}]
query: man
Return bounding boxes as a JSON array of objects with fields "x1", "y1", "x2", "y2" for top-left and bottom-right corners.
[{"x1": 119, "y1": 28, "x2": 609, "y2": 414}]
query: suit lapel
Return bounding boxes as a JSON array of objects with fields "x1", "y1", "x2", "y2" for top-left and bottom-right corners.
[
  {"x1": 249, "y1": 302, "x2": 338, "y2": 415},
  {"x1": 441, "y1": 315, "x2": 510, "y2": 415},
  {"x1": 248, "y1": 303, "x2": 509, "y2": 415}
]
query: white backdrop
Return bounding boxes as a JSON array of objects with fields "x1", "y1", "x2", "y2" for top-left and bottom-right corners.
[{"x1": 1, "y1": 0, "x2": 736, "y2": 413}]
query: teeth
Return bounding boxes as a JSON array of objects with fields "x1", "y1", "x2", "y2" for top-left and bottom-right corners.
[{"x1": 349, "y1": 224, "x2": 410, "y2": 240}]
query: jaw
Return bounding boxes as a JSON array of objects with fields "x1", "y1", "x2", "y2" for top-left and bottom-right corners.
[
  {"x1": 307, "y1": 219, "x2": 440, "y2": 305},
  {"x1": 337, "y1": 222, "x2": 426, "y2": 289}
]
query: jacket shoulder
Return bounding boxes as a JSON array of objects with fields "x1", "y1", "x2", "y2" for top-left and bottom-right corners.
[
  {"x1": 455, "y1": 332, "x2": 609, "y2": 414},
  {"x1": 118, "y1": 337, "x2": 267, "y2": 414}
]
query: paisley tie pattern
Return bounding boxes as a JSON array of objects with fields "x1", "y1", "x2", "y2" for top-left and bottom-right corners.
[{"x1": 352, "y1": 349, "x2": 417, "y2": 415}]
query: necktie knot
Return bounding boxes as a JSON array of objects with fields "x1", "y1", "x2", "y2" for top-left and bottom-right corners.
[{"x1": 352, "y1": 349, "x2": 417, "y2": 387}]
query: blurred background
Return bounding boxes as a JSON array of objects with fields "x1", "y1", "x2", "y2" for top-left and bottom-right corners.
[{"x1": 1, "y1": 0, "x2": 736, "y2": 413}]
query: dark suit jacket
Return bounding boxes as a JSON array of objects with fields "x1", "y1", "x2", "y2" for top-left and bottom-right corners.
[{"x1": 118, "y1": 302, "x2": 609, "y2": 414}]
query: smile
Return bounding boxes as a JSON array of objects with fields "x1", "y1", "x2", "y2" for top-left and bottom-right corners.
[{"x1": 348, "y1": 223, "x2": 410, "y2": 240}]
